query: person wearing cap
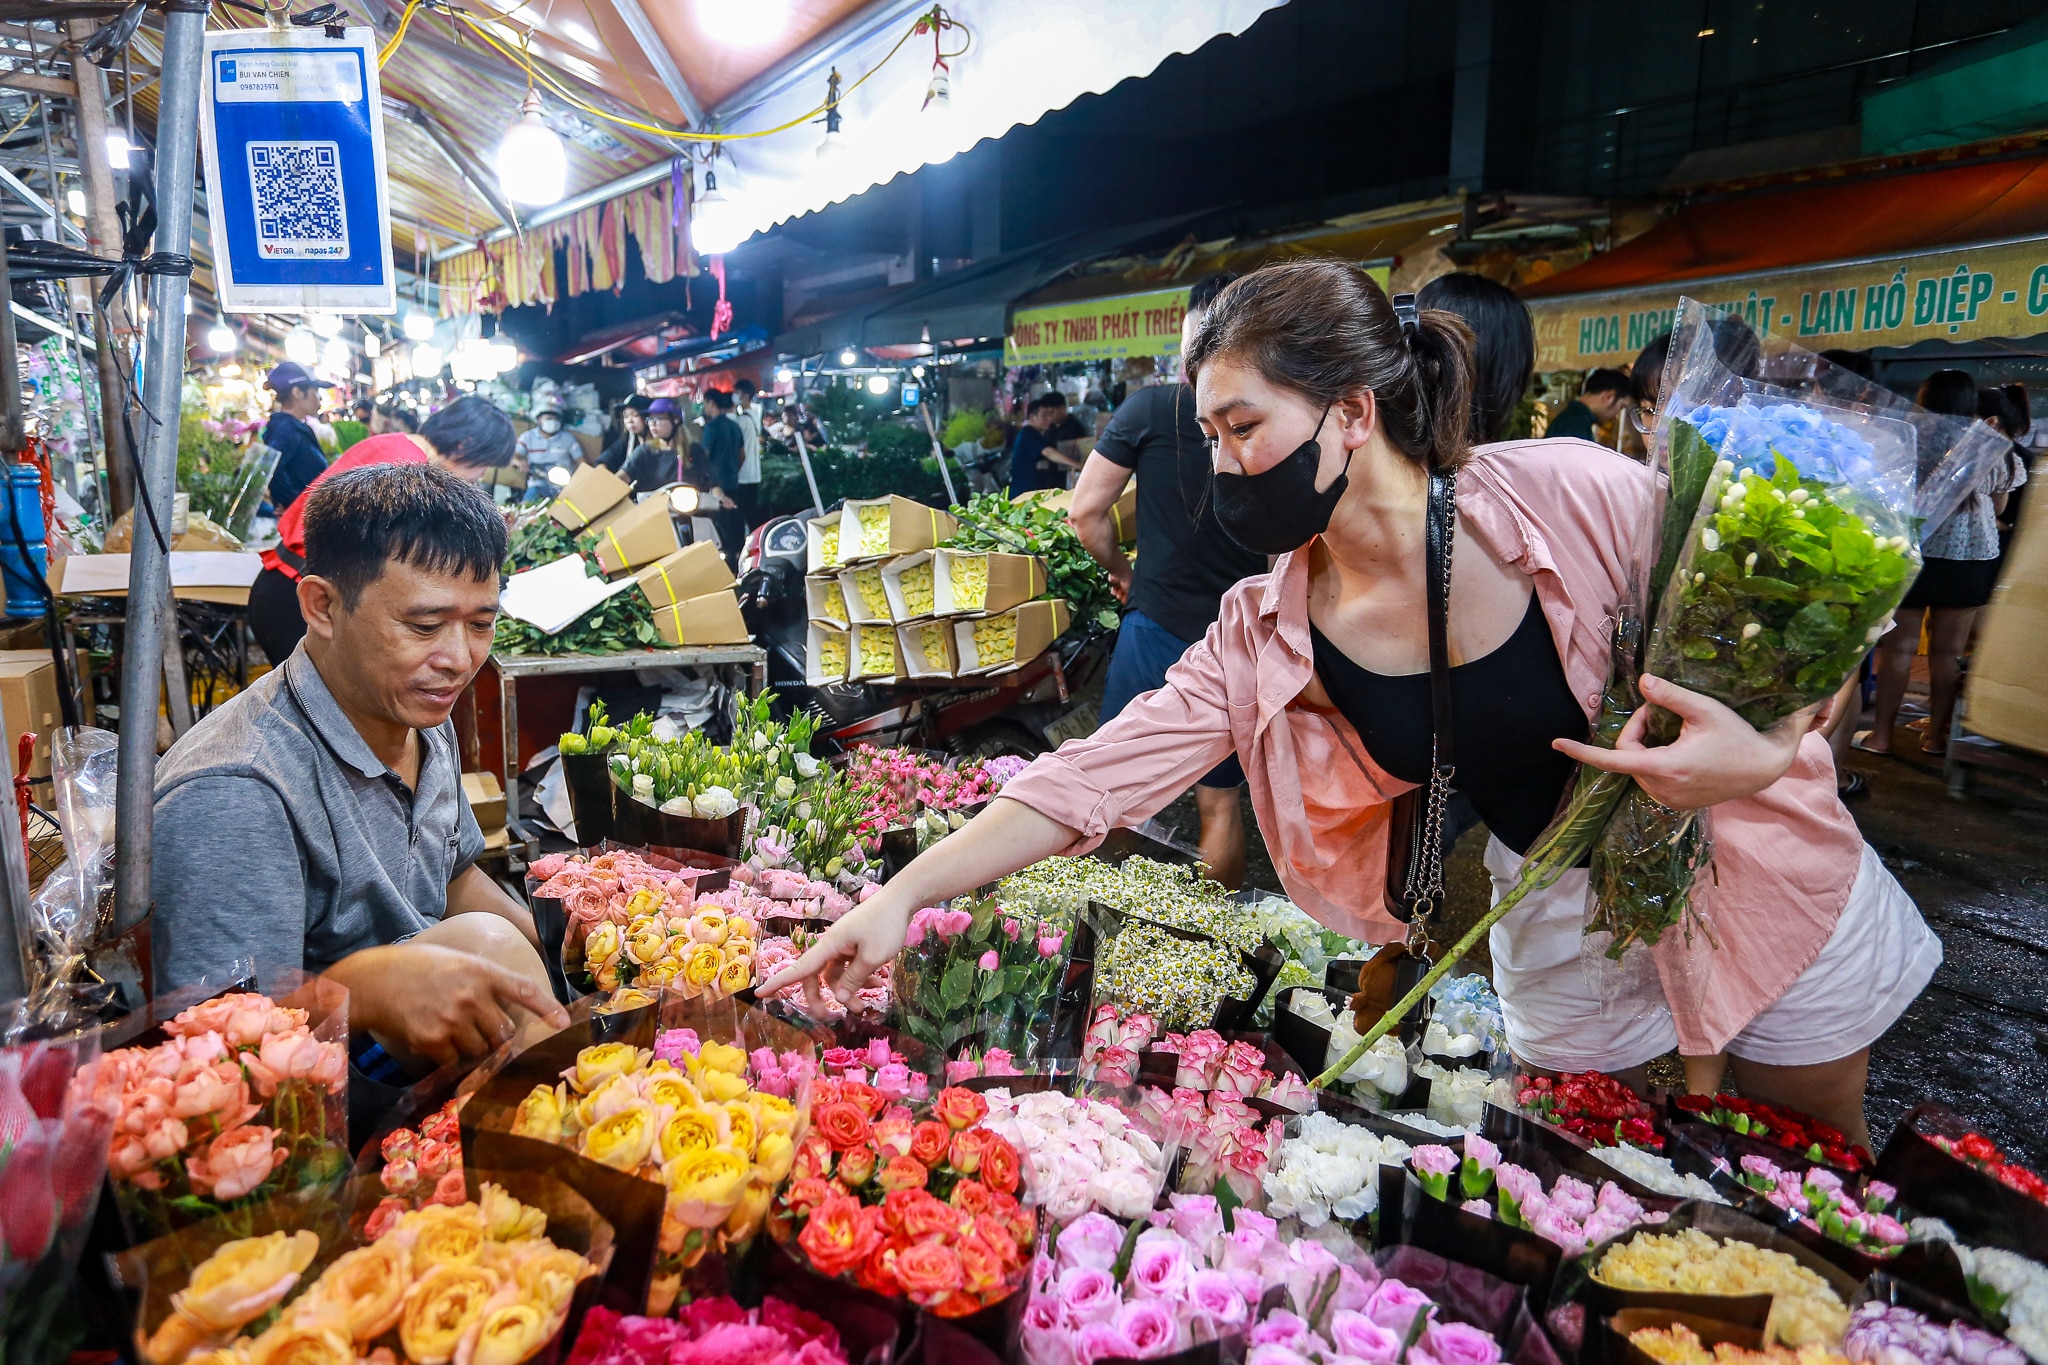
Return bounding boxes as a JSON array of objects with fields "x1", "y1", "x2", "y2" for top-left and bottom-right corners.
[
  {"x1": 514, "y1": 406, "x2": 583, "y2": 501},
  {"x1": 263, "y1": 361, "x2": 334, "y2": 512},
  {"x1": 621, "y1": 397, "x2": 685, "y2": 493},
  {"x1": 248, "y1": 395, "x2": 518, "y2": 666}
]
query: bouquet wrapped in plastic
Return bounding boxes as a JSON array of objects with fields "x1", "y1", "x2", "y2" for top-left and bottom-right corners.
[{"x1": 1317, "y1": 297, "x2": 2007, "y2": 1086}]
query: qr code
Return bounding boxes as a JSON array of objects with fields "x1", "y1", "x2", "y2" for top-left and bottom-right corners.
[{"x1": 247, "y1": 140, "x2": 349, "y2": 259}]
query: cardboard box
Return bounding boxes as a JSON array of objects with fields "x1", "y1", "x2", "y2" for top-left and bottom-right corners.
[
  {"x1": 806, "y1": 573, "x2": 851, "y2": 628},
  {"x1": 850, "y1": 621, "x2": 900, "y2": 682},
  {"x1": 0, "y1": 651, "x2": 59, "y2": 779},
  {"x1": 898, "y1": 619, "x2": 958, "y2": 680},
  {"x1": 652, "y1": 589, "x2": 750, "y2": 647},
  {"x1": 1014, "y1": 482, "x2": 1136, "y2": 543},
  {"x1": 462, "y1": 771, "x2": 506, "y2": 831},
  {"x1": 634, "y1": 541, "x2": 733, "y2": 610},
  {"x1": 805, "y1": 513, "x2": 846, "y2": 574},
  {"x1": 881, "y1": 551, "x2": 939, "y2": 621},
  {"x1": 548, "y1": 463, "x2": 631, "y2": 530},
  {"x1": 839, "y1": 562, "x2": 894, "y2": 625},
  {"x1": 933, "y1": 550, "x2": 1046, "y2": 617},
  {"x1": 590, "y1": 496, "x2": 681, "y2": 576},
  {"x1": 49, "y1": 552, "x2": 261, "y2": 606},
  {"x1": 954, "y1": 599, "x2": 1071, "y2": 675},
  {"x1": 839, "y1": 495, "x2": 958, "y2": 563},
  {"x1": 807, "y1": 623, "x2": 851, "y2": 686}
]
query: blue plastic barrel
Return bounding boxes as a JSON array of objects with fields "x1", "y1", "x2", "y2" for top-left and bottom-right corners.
[{"x1": 0, "y1": 464, "x2": 47, "y2": 619}]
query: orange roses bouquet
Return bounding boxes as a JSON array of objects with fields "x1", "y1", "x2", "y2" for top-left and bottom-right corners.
[
  {"x1": 770, "y1": 1082, "x2": 1035, "y2": 1320},
  {"x1": 92, "y1": 979, "x2": 349, "y2": 1240}
]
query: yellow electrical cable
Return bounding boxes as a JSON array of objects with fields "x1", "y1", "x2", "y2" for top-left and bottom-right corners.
[{"x1": 380, "y1": 1, "x2": 966, "y2": 147}]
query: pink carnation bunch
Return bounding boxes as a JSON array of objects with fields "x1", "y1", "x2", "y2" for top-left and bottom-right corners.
[
  {"x1": 1410, "y1": 1144, "x2": 1659, "y2": 1255},
  {"x1": 1738, "y1": 1154, "x2": 1909, "y2": 1256}
]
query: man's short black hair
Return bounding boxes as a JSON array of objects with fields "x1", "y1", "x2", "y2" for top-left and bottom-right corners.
[
  {"x1": 703, "y1": 388, "x2": 734, "y2": 412},
  {"x1": 1025, "y1": 396, "x2": 1052, "y2": 416},
  {"x1": 735, "y1": 378, "x2": 758, "y2": 398},
  {"x1": 351, "y1": 399, "x2": 375, "y2": 419},
  {"x1": 418, "y1": 394, "x2": 515, "y2": 469},
  {"x1": 303, "y1": 464, "x2": 507, "y2": 610},
  {"x1": 1040, "y1": 390, "x2": 1068, "y2": 407},
  {"x1": 1187, "y1": 271, "x2": 1239, "y2": 315},
  {"x1": 1582, "y1": 368, "x2": 1632, "y2": 398},
  {"x1": 378, "y1": 402, "x2": 419, "y2": 434}
]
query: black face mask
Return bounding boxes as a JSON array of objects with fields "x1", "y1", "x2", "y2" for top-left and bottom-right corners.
[{"x1": 1212, "y1": 406, "x2": 1350, "y2": 556}]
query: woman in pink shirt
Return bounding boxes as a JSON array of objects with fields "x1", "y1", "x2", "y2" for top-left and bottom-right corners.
[{"x1": 762, "y1": 261, "x2": 1936, "y2": 1147}]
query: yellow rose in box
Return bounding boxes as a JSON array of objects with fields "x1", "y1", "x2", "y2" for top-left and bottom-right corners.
[
  {"x1": 857, "y1": 504, "x2": 891, "y2": 557},
  {"x1": 697, "y1": 1068, "x2": 749, "y2": 1103},
  {"x1": 901, "y1": 560, "x2": 935, "y2": 615},
  {"x1": 642, "y1": 1072, "x2": 699, "y2": 1115},
  {"x1": 582, "y1": 1100, "x2": 658, "y2": 1171},
  {"x1": 404, "y1": 1205, "x2": 487, "y2": 1271},
  {"x1": 952, "y1": 555, "x2": 989, "y2": 611},
  {"x1": 399, "y1": 1264, "x2": 498, "y2": 1365},
  {"x1": 682, "y1": 943, "x2": 724, "y2": 993},
  {"x1": 689, "y1": 909, "x2": 730, "y2": 946},
  {"x1": 852, "y1": 567, "x2": 889, "y2": 619},
  {"x1": 665, "y1": 1148, "x2": 750, "y2": 1228},
  {"x1": 297, "y1": 1241, "x2": 409, "y2": 1343},
  {"x1": 583, "y1": 922, "x2": 623, "y2": 970},
  {"x1": 721, "y1": 935, "x2": 754, "y2": 961},
  {"x1": 754, "y1": 1129, "x2": 795, "y2": 1183},
  {"x1": 721, "y1": 1101, "x2": 757, "y2": 1158},
  {"x1": 756, "y1": 1092, "x2": 799, "y2": 1140},
  {"x1": 817, "y1": 523, "x2": 840, "y2": 565},
  {"x1": 469, "y1": 1305, "x2": 549, "y2": 1365},
  {"x1": 511, "y1": 1083, "x2": 569, "y2": 1143},
  {"x1": 727, "y1": 913, "x2": 757, "y2": 941},
  {"x1": 569, "y1": 1041, "x2": 645, "y2": 1093},
  {"x1": 816, "y1": 633, "x2": 848, "y2": 676},
  {"x1": 573, "y1": 1072, "x2": 639, "y2": 1130},
  {"x1": 697, "y1": 1041, "x2": 747, "y2": 1075},
  {"x1": 717, "y1": 956, "x2": 753, "y2": 996},
  {"x1": 724, "y1": 1178, "x2": 775, "y2": 1240},
  {"x1": 506, "y1": 1242, "x2": 592, "y2": 1309},
  {"x1": 624, "y1": 921, "x2": 669, "y2": 966},
  {"x1": 639, "y1": 959, "x2": 682, "y2": 988},
  {"x1": 143, "y1": 1229, "x2": 320, "y2": 1364},
  {"x1": 243, "y1": 1322, "x2": 354, "y2": 1365},
  {"x1": 479, "y1": 1181, "x2": 550, "y2": 1243},
  {"x1": 658, "y1": 1106, "x2": 726, "y2": 1164}
]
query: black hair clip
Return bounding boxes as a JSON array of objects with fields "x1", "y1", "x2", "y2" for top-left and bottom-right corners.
[{"x1": 1391, "y1": 292, "x2": 1420, "y2": 338}]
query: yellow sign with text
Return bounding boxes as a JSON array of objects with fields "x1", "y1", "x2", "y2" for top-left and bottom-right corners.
[
  {"x1": 1006, "y1": 287, "x2": 1191, "y2": 365},
  {"x1": 1528, "y1": 236, "x2": 2048, "y2": 370}
]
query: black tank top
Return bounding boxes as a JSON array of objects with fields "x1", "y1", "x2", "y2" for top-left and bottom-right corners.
[{"x1": 1310, "y1": 591, "x2": 1587, "y2": 855}]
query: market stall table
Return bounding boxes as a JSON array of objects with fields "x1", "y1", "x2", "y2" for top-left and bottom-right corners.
[{"x1": 485, "y1": 643, "x2": 768, "y2": 827}]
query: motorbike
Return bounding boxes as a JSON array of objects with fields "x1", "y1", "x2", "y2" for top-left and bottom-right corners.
[{"x1": 736, "y1": 506, "x2": 1112, "y2": 760}]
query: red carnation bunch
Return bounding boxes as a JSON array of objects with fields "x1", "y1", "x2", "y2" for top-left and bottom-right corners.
[
  {"x1": 1517, "y1": 1072, "x2": 1664, "y2": 1150},
  {"x1": 1932, "y1": 1130, "x2": 2048, "y2": 1204},
  {"x1": 1673, "y1": 1092, "x2": 1871, "y2": 1173},
  {"x1": 774, "y1": 1080, "x2": 1034, "y2": 1318}
]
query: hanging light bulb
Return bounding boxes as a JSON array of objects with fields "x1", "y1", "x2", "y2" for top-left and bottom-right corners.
[
  {"x1": 363, "y1": 331, "x2": 381, "y2": 359},
  {"x1": 308, "y1": 311, "x2": 342, "y2": 338},
  {"x1": 411, "y1": 343, "x2": 443, "y2": 377},
  {"x1": 839, "y1": 349, "x2": 858, "y2": 367},
  {"x1": 866, "y1": 374, "x2": 890, "y2": 396},
  {"x1": 498, "y1": 89, "x2": 568, "y2": 207},
  {"x1": 206, "y1": 324, "x2": 237, "y2": 354},
  {"x1": 66, "y1": 188, "x2": 87, "y2": 216},
  {"x1": 284, "y1": 330, "x2": 317, "y2": 365},
  {"x1": 690, "y1": 167, "x2": 742, "y2": 256},
  {"x1": 923, "y1": 68, "x2": 950, "y2": 114},
  {"x1": 403, "y1": 310, "x2": 437, "y2": 342},
  {"x1": 321, "y1": 337, "x2": 351, "y2": 371},
  {"x1": 105, "y1": 133, "x2": 135, "y2": 167}
]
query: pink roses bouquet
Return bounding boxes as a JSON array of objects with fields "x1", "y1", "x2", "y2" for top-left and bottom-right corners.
[
  {"x1": 93, "y1": 984, "x2": 349, "y2": 1238},
  {"x1": 1736, "y1": 1154, "x2": 1908, "y2": 1258},
  {"x1": 1079, "y1": 1004, "x2": 1157, "y2": 1088},
  {"x1": 1135, "y1": 1086, "x2": 1283, "y2": 1200},
  {"x1": 893, "y1": 897, "x2": 1064, "y2": 1064},
  {"x1": 568, "y1": 1297, "x2": 851, "y2": 1365},
  {"x1": 362, "y1": 1100, "x2": 467, "y2": 1234},
  {"x1": 1081, "y1": 1007, "x2": 1312, "y2": 1111},
  {"x1": 1409, "y1": 1137, "x2": 1661, "y2": 1256},
  {"x1": 981, "y1": 1088, "x2": 1175, "y2": 1224},
  {"x1": 754, "y1": 934, "x2": 893, "y2": 1018}
]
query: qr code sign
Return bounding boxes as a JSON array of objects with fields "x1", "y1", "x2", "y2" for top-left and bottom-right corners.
[{"x1": 247, "y1": 140, "x2": 349, "y2": 259}]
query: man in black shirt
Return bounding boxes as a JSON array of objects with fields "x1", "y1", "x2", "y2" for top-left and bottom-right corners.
[
  {"x1": 262, "y1": 361, "x2": 334, "y2": 511},
  {"x1": 1068, "y1": 272, "x2": 1263, "y2": 887},
  {"x1": 697, "y1": 388, "x2": 747, "y2": 567},
  {"x1": 1008, "y1": 397, "x2": 1070, "y2": 495},
  {"x1": 1546, "y1": 367, "x2": 1629, "y2": 443}
]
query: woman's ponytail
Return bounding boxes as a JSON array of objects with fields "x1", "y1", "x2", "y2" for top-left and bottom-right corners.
[{"x1": 1185, "y1": 258, "x2": 1483, "y2": 472}]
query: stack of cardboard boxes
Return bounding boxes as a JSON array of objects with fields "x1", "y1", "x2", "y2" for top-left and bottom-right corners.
[
  {"x1": 536, "y1": 466, "x2": 749, "y2": 649},
  {"x1": 803, "y1": 495, "x2": 1068, "y2": 685}
]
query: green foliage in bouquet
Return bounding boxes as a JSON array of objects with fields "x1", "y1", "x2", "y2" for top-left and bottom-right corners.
[
  {"x1": 945, "y1": 491, "x2": 1120, "y2": 630},
  {"x1": 892, "y1": 896, "x2": 1063, "y2": 1060}
]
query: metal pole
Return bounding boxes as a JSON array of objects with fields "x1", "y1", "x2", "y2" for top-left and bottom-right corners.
[
  {"x1": 792, "y1": 427, "x2": 824, "y2": 517},
  {"x1": 919, "y1": 401, "x2": 959, "y2": 506},
  {"x1": 0, "y1": 231, "x2": 36, "y2": 998},
  {"x1": 113, "y1": 0, "x2": 205, "y2": 936},
  {"x1": 68, "y1": 16, "x2": 138, "y2": 520}
]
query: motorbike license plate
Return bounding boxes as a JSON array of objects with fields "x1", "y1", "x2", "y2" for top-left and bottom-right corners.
[{"x1": 1043, "y1": 702, "x2": 1099, "y2": 748}]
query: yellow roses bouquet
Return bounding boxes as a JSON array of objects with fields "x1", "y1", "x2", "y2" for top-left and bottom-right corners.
[
  {"x1": 579, "y1": 902, "x2": 758, "y2": 1002},
  {"x1": 137, "y1": 1182, "x2": 605, "y2": 1365},
  {"x1": 477, "y1": 995, "x2": 817, "y2": 1316}
]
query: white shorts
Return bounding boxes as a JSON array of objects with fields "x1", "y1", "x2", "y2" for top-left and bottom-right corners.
[{"x1": 1483, "y1": 836, "x2": 1941, "y2": 1072}]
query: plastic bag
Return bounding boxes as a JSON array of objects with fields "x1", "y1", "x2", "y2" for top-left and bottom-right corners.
[{"x1": 24, "y1": 727, "x2": 118, "y2": 1007}]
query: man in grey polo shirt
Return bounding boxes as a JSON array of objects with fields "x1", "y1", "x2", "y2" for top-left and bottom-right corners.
[{"x1": 153, "y1": 464, "x2": 568, "y2": 1068}]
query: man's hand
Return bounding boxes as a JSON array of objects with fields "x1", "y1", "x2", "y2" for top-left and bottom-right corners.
[
  {"x1": 1108, "y1": 558, "x2": 1132, "y2": 604},
  {"x1": 1552, "y1": 674, "x2": 1818, "y2": 810},
  {"x1": 337, "y1": 942, "x2": 569, "y2": 1067}
]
